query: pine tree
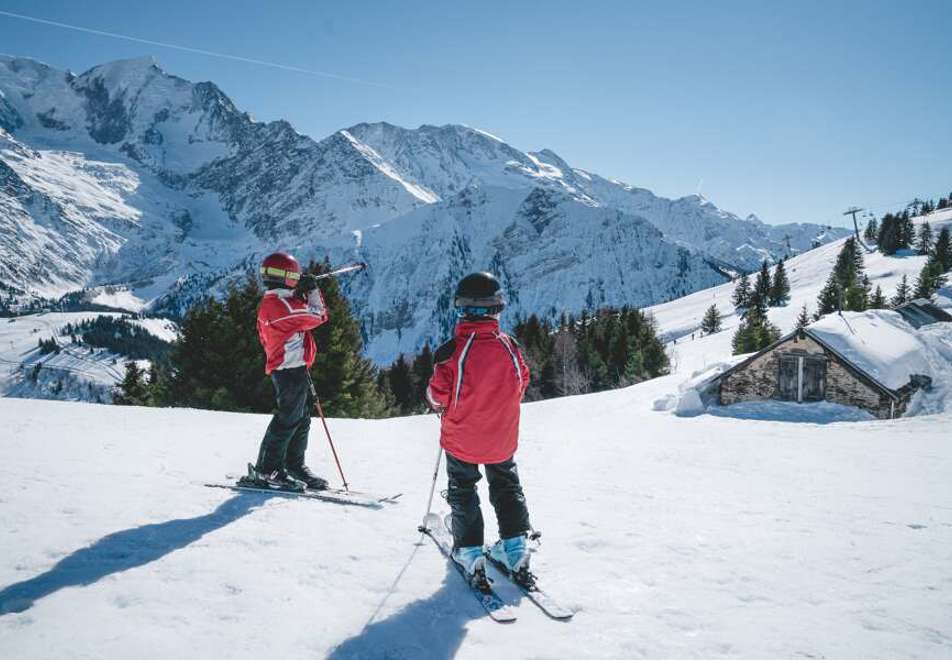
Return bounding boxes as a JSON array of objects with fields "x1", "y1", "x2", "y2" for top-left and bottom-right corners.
[
  {"x1": 877, "y1": 214, "x2": 901, "y2": 255},
  {"x1": 816, "y1": 272, "x2": 841, "y2": 316},
  {"x1": 731, "y1": 303, "x2": 780, "y2": 355},
  {"x1": 700, "y1": 304, "x2": 722, "y2": 334},
  {"x1": 868, "y1": 285, "x2": 887, "y2": 309},
  {"x1": 113, "y1": 361, "x2": 151, "y2": 406},
  {"x1": 899, "y1": 211, "x2": 915, "y2": 249},
  {"x1": 410, "y1": 343, "x2": 434, "y2": 412},
  {"x1": 306, "y1": 260, "x2": 390, "y2": 418},
  {"x1": 917, "y1": 222, "x2": 934, "y2": 256},
  {"x1": 795, "y1": 303, "x2": 811, "y2": 330},
  {"x1": 913, "y1": 256, "x2": 947, "y2": 301},
  {"x1": 731, "y1": 273, "x2": 752, "y2": 309},
  {"x1": 891, "y1": 274, "x2": 911, "y2": 307},
  {"x1": 826, "y1": 237, "x2": 867, "y2": 312},
  {"x1": 864, "y1": 218, "x2": 879, "y2": 244},
  {"x1": 164, "y1": 277, "x2": 271, "y2": 412},
  {"x1": 934, "y1": 227, "x2": 952, "y2": 272},
  {"x1": 754, "y1": 260, "x2": 772, "y2": 307},
  {"x1": 384, "y1": 355, "x2": 414, "y2": 414},
  {"x1": 768, "y1": 259, "x2": 791, "y2": 306}
]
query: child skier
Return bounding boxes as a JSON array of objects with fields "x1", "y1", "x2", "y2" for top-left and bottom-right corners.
[
  {"x1": 426, "y1": 272, "x2": 533, "y2": 583},
  {"x1": 240, "y1": 251, "x2": 330, "y2": 492}
]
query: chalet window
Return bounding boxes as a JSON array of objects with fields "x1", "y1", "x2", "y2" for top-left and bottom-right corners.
[{"x1": 777, "y1": 353, "x2": 826, "y2": 402}]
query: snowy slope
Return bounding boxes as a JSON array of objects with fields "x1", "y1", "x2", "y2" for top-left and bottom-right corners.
[
  {"x1": 0, "y1": 370, "x2": 950, "y2": 658},
  {"x1": 1, "y1": 55, "x2": 847, "y2": 361},
  {"x1": 0, "y1": 311, "x2": 172, "y2": 401},
  {"x1": 649, "y1": 207, "x2": 952, "y2": 376}
]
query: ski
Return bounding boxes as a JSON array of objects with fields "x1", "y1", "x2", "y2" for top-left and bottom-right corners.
[
  {"x1": 484, "y1": 553, "x2": 574, "y2": 621},
  {"x1": 204, "y1": 482, "x2": 401, "y2": 508},
  {"x1": 418, "y1": 520, "x2": 516, "y2": 623}
]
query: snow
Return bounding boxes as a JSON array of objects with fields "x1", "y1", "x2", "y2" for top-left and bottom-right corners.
[
  {"x1": 128, "y1": 317, "x2": 180, "y2": 343},
  {"x1": 807, "y1": 311, "x2": 933, "y2": 390},
  {"x1": 89, "y1": 288, "x2": 148, "y2": 312},
  {"x1": 0, "y1": 370, "x2": 950, "y2": 658},
  {"x1": 0, "y1": 312, "x2": 160, "y2": 401},
  {"x1": 339, "y1": 130, "x2": 441, "y2": 204}
]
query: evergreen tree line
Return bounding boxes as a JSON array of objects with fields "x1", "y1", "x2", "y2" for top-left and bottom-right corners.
[
  {"x1": 114, "y1": 261, "x2": 391, "y2": 416},
  {"x1": 728, "y1": 258, "x2": 790, "y2": 355},
  {"x1": 730, "y1": 259, "x2": 791, "y2": 311},
  {"x1": 59, "y1": 316, "x2": 173, "y2": 361},
  {"x1": 864, "y1": 189, "x2": 952, "y2": 255},
  {"x1": 513, "y1": 307, "x2": 669, "y2": 400},
  {"x1": 377, "y1": 306, "x2": 671, "y2": 412}
]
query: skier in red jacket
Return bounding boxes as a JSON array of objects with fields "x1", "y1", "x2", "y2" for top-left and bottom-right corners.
[
  {"x1": 239, "y1": 252, "x2": 330, "y2": 492},
  {"x1": 427, "y1": 272, "x2": 533, "y2": 582}
]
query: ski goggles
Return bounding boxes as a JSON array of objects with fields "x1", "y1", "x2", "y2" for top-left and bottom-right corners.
[
  {"x1": 457, "y1": 305, "x2": 504, "y2": 318},
  {"x1": 260, "y1": 266, "x2": 301, "y2": 282}
]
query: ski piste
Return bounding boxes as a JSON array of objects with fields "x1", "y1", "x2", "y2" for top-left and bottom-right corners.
[
  {"x1": 205, "y1": 482, "x2": 402, "y2": 509},
  {"x1": 484, "y1": 551, "x2": 574, "y2": 621},
  {"x1": 418, "y1": 514, "x2": 516, "y2": 623}
]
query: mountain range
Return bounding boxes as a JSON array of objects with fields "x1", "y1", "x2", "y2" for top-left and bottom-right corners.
[{"x1": 0, "y1": 55, "x2": 847, "y2": 362}]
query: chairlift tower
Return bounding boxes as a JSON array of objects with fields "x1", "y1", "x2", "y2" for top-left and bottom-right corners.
[{"x1": 844, "y1": 206, "x2": 873, "y2": 253}]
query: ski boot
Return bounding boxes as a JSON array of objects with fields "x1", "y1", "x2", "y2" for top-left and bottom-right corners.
[
  {"x1": 238, "y1": 463, "x2": 305, "y2": 493},
  {"x1": 286, "y1": 464, "x2": 329, "y2": 491},
  {"x1": 490, "y1": 535, "x2": 536, "y2": 588},
  {"x1": 452, "y1": 546, "x2": 492, "y2": 591}
]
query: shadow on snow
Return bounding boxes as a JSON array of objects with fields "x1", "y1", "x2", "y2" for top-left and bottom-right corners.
[
  {"x1": 327, "y1": 536, "x2": 516, "y2": 660},
  {"x1": 0, "y1": 493, "x2": 267, "y2": 615}
]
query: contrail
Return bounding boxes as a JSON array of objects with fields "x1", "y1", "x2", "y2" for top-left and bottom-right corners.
[{"x1": 0, "y1": 9, "x2": 392, "y2": 89}]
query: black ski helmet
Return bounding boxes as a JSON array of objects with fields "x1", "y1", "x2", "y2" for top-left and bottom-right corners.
[{"x1": 454, "y1": 271, "x2": 505, "y2": 317}]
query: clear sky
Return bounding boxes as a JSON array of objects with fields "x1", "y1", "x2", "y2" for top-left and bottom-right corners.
[{"x1": 1, "y1": 0, "x2": 949, "y2": 227}]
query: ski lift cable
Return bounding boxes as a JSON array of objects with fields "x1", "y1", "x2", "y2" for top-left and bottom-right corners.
[{"x1": 0, "y1": 9, "x2": 394, "y2": 89}]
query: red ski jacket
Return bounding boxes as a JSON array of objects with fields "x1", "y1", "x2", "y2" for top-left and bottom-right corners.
[
  {"x1": 427, "y1": 319, "x2": 530, "y2": 465},
  {"x1": 257, "y1": 288, "x2": 328, "y2": 374}
]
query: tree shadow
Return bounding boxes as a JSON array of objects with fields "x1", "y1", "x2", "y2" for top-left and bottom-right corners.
[
  {"x1": 327, "y1": 538, "x2": 508, "y2": 660},
  {"x1": 0, "y1": 493, "x2": 268, "y2": 615}
]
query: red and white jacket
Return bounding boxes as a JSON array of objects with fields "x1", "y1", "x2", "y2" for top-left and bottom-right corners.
[
  {"x1": 257, "y1": 288, "x2": 328, "y2": 374},
  {"x1": 427, "y1": 319, "x2": 530, "y2": 465}
]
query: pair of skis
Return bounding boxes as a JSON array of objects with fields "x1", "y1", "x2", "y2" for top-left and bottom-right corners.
[
  {"x1": 204, "y1": 481, "x2": 401, "y2": 508},
  {"x1": 206, "y1": 467, "x2": 401, "y2": 509},
  {"x1": 418, "y1": 515, "x2": 573, "y2": 623}
]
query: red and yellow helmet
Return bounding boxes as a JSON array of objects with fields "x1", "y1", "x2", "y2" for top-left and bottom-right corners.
[{"x1": 260, "y1": 252, "x2": 301, "y2": 288}]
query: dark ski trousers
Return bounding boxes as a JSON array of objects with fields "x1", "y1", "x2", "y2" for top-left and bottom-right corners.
[
  {"x1": 445, "y1": 453, "x2": 531, "y2": 548},
  {"x1": 256, "y1": 366, "x2": 312, "y2": 474}
]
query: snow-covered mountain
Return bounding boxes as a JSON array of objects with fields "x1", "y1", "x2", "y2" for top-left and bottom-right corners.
[{"x1": 0, "y1": 55, "x2": 847, "y2": 362}]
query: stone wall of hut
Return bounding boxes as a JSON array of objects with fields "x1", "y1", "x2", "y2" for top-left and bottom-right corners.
[{"x1": 719, "y1": 332, "x2": 906, "y2": 419}]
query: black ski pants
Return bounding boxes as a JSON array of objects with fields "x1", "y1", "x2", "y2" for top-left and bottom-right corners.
[
  {"x1": 445, "y1": 453, "x2": 531, "y2": 548},
  {"x1": 256, "y1": 366, "x2": 312, "y2": 474}
]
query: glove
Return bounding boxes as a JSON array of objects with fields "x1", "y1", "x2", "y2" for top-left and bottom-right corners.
[{"x1": 294, "y1": 274, "x2": 320, "y2": 298}]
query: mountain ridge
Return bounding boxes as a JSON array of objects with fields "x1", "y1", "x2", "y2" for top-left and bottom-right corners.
[{"x1": 0, "y1": 55, "x2": 848, "y2": 362}]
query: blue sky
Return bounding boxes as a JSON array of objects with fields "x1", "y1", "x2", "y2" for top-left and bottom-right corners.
[{"x1": 1, "y1": 0, "x2": 949, "y2": 227}]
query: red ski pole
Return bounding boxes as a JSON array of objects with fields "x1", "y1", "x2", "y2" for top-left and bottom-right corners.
[{"x1": 309, "y1": 380, "x2": 350, "y2": 492}]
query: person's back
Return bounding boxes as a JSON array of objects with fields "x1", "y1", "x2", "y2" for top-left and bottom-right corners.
[{"x1": 428, "y1": 317, "x2": 527, "y2": 465}]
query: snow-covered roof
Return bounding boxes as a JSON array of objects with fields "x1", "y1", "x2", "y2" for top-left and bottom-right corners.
[{"x1": 806, "y1": 310, "x2": 933, "y2": 391}]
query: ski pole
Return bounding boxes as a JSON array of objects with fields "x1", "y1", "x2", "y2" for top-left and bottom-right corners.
[
  {"x1": 312, "y1": 262, "x2": 368, "y2": 281},
  {"x1": 309, "y1": 378, "x2": 350, "y2": 492},
  {"x1": 418, "y1": 441, "x2": 444, "y2": 532}
]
